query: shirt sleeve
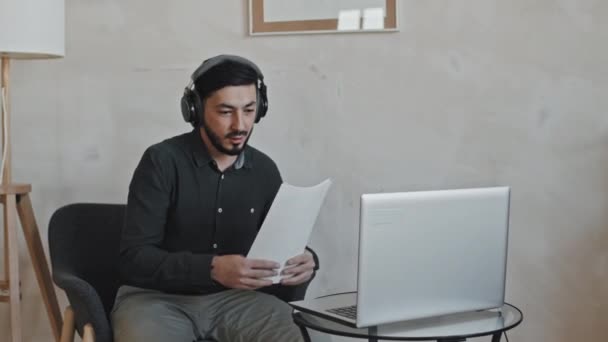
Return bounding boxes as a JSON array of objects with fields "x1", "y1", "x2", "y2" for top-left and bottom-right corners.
[{"x1": 118, "y1": 145, "x2": 217, "y2": 293}]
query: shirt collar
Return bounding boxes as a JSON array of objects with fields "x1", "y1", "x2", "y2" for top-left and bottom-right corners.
[{"x1": 188, "y1": 129, "x2": 252, "y2": 170}]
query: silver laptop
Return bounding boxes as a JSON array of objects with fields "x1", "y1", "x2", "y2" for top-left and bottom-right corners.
[{"x1": 290, "y1": 186, "x2": 511, "y2": 328}]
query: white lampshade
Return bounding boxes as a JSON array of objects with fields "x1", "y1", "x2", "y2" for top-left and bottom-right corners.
[{"x1": 0, "y1": 0, "x2": 65, "y2": 59}]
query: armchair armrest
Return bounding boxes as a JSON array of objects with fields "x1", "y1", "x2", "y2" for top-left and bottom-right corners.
[{"x1": 53, "y1": 270, "x2": 113, "y2": 342}]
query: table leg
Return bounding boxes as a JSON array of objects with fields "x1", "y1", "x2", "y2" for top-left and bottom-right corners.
[
  {"x1": 368, "y1": 326, "x2": 378, "y2": 342},
  {"x1": 298, "y1": 325, "x2": 312, "y2": 342},
  {"x1": 491, "y1": 332, "x2": 502, "y2": 342}
]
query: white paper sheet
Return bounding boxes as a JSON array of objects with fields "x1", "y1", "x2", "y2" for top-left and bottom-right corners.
[{"x1": 247, "y1": 179, "x2": 332, "y2": 283}]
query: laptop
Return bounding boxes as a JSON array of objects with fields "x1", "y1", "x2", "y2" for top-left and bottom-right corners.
[{"x1": 290, "y1": 186, "x2": 511, "y2": 328}]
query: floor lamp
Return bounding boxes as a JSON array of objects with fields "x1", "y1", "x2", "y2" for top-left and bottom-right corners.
[{"x1": 0, "y1": 0, "x2": 65, "y2": 341}]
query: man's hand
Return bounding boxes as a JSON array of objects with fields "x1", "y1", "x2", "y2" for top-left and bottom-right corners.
[
  {"x1": 211, "y1": 255, "x2": 279, "y2": 290},
  {"x1": 280, "y1": 250, "x2": 316, "y2": 286}
]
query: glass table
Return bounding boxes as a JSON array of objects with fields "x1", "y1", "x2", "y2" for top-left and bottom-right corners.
[{"x1": 292, "y1": 293, "x2": 523, "y2": 342}]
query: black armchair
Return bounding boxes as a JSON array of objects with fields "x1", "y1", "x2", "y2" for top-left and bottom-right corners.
[{"x1": 48, "y1": 203, "x2": 318, "y2": 342}]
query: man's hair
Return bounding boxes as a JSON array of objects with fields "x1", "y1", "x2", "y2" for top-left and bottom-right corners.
[{"x1": 194, "y1": 60, "x2": 259, "y2": 102}]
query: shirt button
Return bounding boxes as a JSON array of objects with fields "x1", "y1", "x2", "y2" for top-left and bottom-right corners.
[
  {"x1": 213, "y1": 243, "x2": 218, "y2": 249},
  {"x1": 221, "y1": 174, "x2": 225, "y2": 180},
  {"x1": 250, "y1": 208, "x2": 255, "y2": 214},
  {"x1": 218, "y1": 208, "x2": 223, "y2": 213}
]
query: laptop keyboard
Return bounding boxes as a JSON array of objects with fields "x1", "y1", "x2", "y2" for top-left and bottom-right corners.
[{"x1": 327, "y1": 305, "x2": 357, "y2": 319}]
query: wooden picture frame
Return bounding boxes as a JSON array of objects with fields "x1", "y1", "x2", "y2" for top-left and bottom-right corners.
[{"x1": 249, "y1": 0, "x2": 398, "y2": 35}]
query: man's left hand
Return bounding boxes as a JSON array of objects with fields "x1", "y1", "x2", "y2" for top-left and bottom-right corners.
[{"x1": 280, "y1": 250, "x2": 315, "y2": 286}]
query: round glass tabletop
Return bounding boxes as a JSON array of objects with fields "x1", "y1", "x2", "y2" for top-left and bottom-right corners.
[{"x1": 293, "y1": 294, "x2": 522, "y2": 341}]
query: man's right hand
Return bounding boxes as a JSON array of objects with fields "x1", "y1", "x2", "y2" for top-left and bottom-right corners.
[{"x1": 211, "y1": 255, "x2": 280, "y2": 290}]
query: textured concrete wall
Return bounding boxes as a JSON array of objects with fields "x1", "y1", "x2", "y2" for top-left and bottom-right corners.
[{"x1": 0, "y1": 0, "x2": 606, "y2": 341}]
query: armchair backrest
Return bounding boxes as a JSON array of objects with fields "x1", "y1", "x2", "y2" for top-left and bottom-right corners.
[{"x1": 48, "y1": 203, "x2": 125, "y2": 318}]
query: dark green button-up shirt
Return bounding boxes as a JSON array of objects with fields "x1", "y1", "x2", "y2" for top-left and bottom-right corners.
[{"x1": 119, "y1": 129, "x2": 283, "y2": 294}]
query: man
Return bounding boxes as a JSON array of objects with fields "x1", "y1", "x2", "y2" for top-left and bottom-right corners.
[{"x1": 112, "y1": 55, "x2": 317, "y2": 342}]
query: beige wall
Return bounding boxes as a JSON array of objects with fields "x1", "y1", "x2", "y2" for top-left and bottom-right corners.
[{"x1": 0, "y1": 0, "x2": 606, "y2": 341}]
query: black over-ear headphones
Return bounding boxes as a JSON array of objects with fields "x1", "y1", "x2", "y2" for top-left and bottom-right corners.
[{"x1": 180, "y1": 55, "x2": 268, "y2": 126}]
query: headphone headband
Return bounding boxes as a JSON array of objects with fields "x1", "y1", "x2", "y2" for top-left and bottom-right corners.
[{"x1": 191, "y1": 55, "x2": 264, "y2": 84}]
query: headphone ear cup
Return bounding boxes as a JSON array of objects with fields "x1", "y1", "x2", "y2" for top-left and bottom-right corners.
[
  {"x1": 180, "y1": 88, "x2": 195, "y2": 124},
  {"x1": 191, "y1": 91, "x2": 204, "y2": 125},
  {"x1": 255, "y1": 82, "x2": 268, "y2": 123},
  {"x1": 180, "y1": 88, "x2": 203, "y2": 126}
]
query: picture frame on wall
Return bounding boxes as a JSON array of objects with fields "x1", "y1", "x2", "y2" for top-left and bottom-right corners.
[{"x1": 249, "y1": 0, "x2": 398, "y2": 35}]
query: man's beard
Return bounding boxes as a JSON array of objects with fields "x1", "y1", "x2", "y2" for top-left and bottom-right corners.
[{"x1": 201, "y1": 120, "x2": 252, "y2": 156}]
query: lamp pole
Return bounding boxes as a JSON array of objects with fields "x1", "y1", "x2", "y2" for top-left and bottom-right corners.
[{"x1": 1, "y1": 56, "x2": 11, "y2": 184}]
